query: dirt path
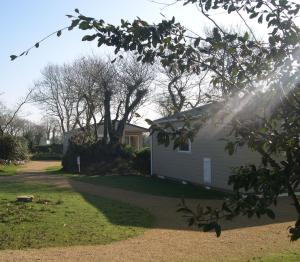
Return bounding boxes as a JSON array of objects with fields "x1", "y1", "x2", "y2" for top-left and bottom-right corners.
[
  {"x1": 0, "y1": 161, "x2": 300, "y2": 262},
  {"x1": 18, "y1": 160, "x2": 61, "y2": 173}
]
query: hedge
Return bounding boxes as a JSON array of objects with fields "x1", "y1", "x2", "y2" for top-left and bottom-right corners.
[
  {"x1": 32, "y1": 144, "x2": 63, "y2": 154},
  {"x1": 31, "y1": 152, "x2": 63, "y2": 161},
  {"x1": 62, "y1": 141, "x2": 134, "y2": 173}
]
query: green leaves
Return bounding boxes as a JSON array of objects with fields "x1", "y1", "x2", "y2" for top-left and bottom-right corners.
[
  {"x1": 203, "y1": 222, "x2": 221, "y2": 237},
  {"x1": 82, "y1": 34, "x2": 97, "y2": 41},
  {"x1": 145, "y1": 119, "x2": 154, "y2": 126},
  {"x1": 243, "y1": 32, "x2": 249, "y2": 42},
  {"x1": 212, "y1": 27, "x2": 221, "y2": 41},
  {"x1": 266, "y1": 209, "x2": 275, "y2": 220},
  {"x1": 228, "y1": 4, "x2": 236, "y2": 14},
  {"x1": 177, "y1": 207, "x2": 194, "y2": 214},
  {"x1": 225, "y1": 141, "x2": 235, "y2": 155},
  {"x1": 79, "y1": 21, "x2": 91, "y2": 30},
  {"x1": 68, "y1": 19, "x2": 80, "y2": 30},
  {"x1": 177, "y1": 198, "x2": 223, "y2": 237},
  {"x1": 204, "y1": 0, "x2": 212, "y2": 11},
  {"x1": 10, "y1": 55, "x2": 17, "y2": 61},
  {"x1": 193, "y1": 37, "x2": 201, "y2": 47},
  {"x1": 178, "y1": 84, "x2": 299, "y2": 241},
  {"x1": 223, "y1": 85, "x2": 300, "y2": 241},
  {"x1": 249, "y1": 12, "x2": 259, "y2": 19},
  {"x1": 290, "y1": 227, "x2": 300, "y2": 241},
  {"x1": 215, "y1": 223, "x2": 221, "y2": 237}
]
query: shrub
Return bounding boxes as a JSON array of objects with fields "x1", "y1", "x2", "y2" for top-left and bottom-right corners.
[
  {"x1": 62, "y1": 136, "x2": 151, "y2": 175},
  {"x1": 121, "y1": 144, "x2": 136, "y2": 159},
  {"x1": 133, "y1": 147, "x2": 150, "y2": 175},
  {"x1": 0, "y1": 135, "x2": 29, "y2": 161},
  {"x1": 62, "y1": 140, "x2": 135, "y2": 173}
]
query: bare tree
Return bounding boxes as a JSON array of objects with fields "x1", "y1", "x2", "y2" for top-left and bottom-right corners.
[
  {"x1": 68, "y1": 54, "x2": 154, "y2": 145},
  {"x1": 0, "y1": 89, "x2": 33, "y2": 136},
  {"x1": 70, "y1": 56, "x2": 107, "y2": 141},
  {"x1": 81, "y1": 55, "x2": 154, "y2": 144},
  {"x1": 41, "y1": 117, "x2": 62, "y2": 144},
  {"x1": 20, "y1": 121, "x2": 45, "y2": 148},
  {"x1": 155, "y1": 65, "x2": 217, "y2": 117},
  {"x1": 33, "y1": 54, "x2": 154, "y2": 145},
  {"x1": 0, "y1": 102, "x2": 53, "y2": 148},
  {"x1": 106, "y1": 55, "x2": 154, "y2": 144},
  {"x1": 33, "y1": 64, "x2": 79, "y2": 134}
]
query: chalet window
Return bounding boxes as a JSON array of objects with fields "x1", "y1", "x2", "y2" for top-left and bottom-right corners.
[
  {"x1": 125, "y1": 135, "x2": 139, "y2": 150},
  {"x1": 178, "y1": 139, "x2": 191, "y2": 153}
]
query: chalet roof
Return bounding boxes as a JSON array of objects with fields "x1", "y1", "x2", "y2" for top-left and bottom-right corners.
[
  {"x1": 64, "y1": 121, "x2": 148, "y2": 136},
  {"x1": 154, "y1": 102, "x2": 220, "y2": 123}
]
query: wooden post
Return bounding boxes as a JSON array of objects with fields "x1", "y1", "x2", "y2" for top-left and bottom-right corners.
[{"x1": 77, "y1": 156, "x2": 81, "y2": 173}]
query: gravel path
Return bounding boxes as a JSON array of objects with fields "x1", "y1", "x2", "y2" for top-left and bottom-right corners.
[{"x1": 0, "y1": 161, "x2": 300, "y2": 262}]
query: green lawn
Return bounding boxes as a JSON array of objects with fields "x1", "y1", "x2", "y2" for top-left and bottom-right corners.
[
  {"x1": 44, "y1": 165, "x2": 63, "y2": 173},
  {"x1": 70, "y1": 174, "x2": 228, "y2": 199},
  {"x1": 253, "y1": 251, "x2": 300, "y2": 262},
  {"x1": 0, "y1": 164, "x2": 18, "y2": 176},
  {"x1": 0, "y1": 182, "x2": 153, "y2": 250}
]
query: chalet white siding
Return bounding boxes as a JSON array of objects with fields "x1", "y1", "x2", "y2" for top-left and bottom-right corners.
[{"x1": 151, "y1": 119, "x2": 261, "y2": 191}]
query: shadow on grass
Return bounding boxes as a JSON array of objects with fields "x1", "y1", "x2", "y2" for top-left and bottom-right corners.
[
  {"x1": 58, "y1": 175, "x2": 298, "y2": 232},
  {"x1": 4, "y1": 172, "x2": 299, "y2": 233},
  {"x1": 0, "y1": 181, "x2": 154, "y2": 250},
  {"x1": 62, "y1": 173, "x2": 230, "y2": 200},
  {"x1": 82, "y1": 193, "x2": 154, "y2": 228},
  {"x1": 1, "y1": 181, "x2": 154, "y2": 228}
]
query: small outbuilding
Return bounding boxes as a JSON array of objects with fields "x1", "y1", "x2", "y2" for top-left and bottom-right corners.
[
  {"x1": 150, "y1": 102, "x2": 262, "y2": 191},
  {"x1": 63, "y1": 123, "x2": 148, "y2": 154}
]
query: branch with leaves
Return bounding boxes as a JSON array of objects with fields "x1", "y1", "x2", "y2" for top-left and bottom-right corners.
[
  {"x1": 0, "y1": 88, "x2": 34, "y2": 136},
  {"x1": 178, "y1": 85, "x2": 300, "y2": 241}
]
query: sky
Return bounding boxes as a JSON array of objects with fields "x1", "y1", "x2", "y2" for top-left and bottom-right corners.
[{"x1": 0, "y1": 0, "x2": 291, "y2": 126}]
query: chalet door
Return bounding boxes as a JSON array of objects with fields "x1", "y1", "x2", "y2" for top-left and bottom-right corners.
[
  {"x1": 125, "y1": 135, "x2": 139, "y2": 150},
  {"x1": 130, "y1": 136, "x2": 139, "y2": 150},
  {"x1": 203, "y1": 158, "x2": 212, "y2": 184}
]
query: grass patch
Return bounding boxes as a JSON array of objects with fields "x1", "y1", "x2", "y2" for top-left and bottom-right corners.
[
  {"x1": 252, "y1": 251, "x2": 300, "y2": 261},
  {"x1": 44, "y1": 165, "x2": 63, "y2": 174},
  {"x1": 0, "y1": 164, "x2": 19, "y2": 176},
  {"x1": 71, "y1": 174, "x2": 228, "y2": 199},
  {"x1": 0, "y1": 182, "x2": 153, "y2": 250}
]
